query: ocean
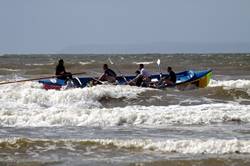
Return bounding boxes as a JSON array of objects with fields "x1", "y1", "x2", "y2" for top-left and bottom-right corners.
[{"x1": 0, "y1": 53, "x2": 250, "y2": 166}]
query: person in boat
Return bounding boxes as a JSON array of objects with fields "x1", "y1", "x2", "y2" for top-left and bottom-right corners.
[
  {"x1": 128, "y1": 70, "x2": 141, "y2": 86},
  {"x1": 159, "y1": 66, "x2": 176, "y2": 87},
  {"x1": 166, "y1": 66, "x2": 176, "y2": 85},
  {"x1": 55, "y1": 59, "x2": 73, "y2": 80},
  {"x1": 98, "y1": 64, "x2": 117, "y2": 83},
  {"x1": 128, "y1": 64, "x2": 151, "y2": 87}
]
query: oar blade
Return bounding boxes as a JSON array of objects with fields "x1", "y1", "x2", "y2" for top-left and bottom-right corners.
[
  {"x1": 108, "y1": 57, "x2": 114, "y2": 65},
  {"x1": 157, "y1": 59, "x2": 161, "y2": 66}
]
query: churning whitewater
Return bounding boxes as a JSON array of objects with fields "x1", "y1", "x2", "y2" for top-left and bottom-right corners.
[
  {"x1": 0, "y1": 54, "x2": 250, "y2": 165},
  {"x1": 1, "y1": 137, "x2": 250, "y2": 154},
  {"x1": 0, "y1": 80, "x2": 250, "y2": 127}
]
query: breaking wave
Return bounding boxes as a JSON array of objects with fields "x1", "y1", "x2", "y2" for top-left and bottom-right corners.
[
  {"x1": 0, "y1": 82, "x2": 147, "y2": 107},
  {"x1": 0, "y1": 101, "x2": 249, "y2": 127},
  {"x1": 209, "y1": 79, "x2": 250, "y2": 97},
  {"x1": 0, "y1": 82, "x2": 151, "y2": 127},
  {"x1": 0, "y1": 80, "x2": 249, "y2": 127},
  {"x1": 209, "y1": 79, "x2": 250, "y2": 90},
  {"x1": 1, "y1": 137, "x2": 250, "y2": 154}
]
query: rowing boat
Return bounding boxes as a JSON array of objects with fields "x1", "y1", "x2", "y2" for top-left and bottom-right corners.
[{"x1": 38, "y1": 69, "x2": 212, "y2": 90}]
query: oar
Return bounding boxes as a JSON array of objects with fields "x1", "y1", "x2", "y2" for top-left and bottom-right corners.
[
  {"x1": 108, "y1": 57, "x2": 128, "y2": 83},
  {"x1": 156, "y1": 59, "x2": 162, "y2": 79},
  {"x1": 90, "y1": 77, "x2": 105, "y2": 84},
  {"x1": 0, "y1": 71, "x2": 86, "y2": 85}
]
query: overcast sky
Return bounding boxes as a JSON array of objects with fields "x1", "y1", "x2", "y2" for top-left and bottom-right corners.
[{"x1": 0, "y1": 0, "x2": 250, "y2": 53}]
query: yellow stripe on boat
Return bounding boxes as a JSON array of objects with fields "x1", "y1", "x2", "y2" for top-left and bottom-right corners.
[{"x1": 197, "y1": 71, "x2": 212, "y2": 88}]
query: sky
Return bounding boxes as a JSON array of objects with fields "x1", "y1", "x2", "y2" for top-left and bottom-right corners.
[{"x1": 0, "y1": 0, "x2": 250, "y2": 54}]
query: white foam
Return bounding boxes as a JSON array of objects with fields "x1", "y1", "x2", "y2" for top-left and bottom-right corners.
[
  {"x1": 95, "y1": 138, "x2": 250, "y2": 154},
  {"x1": 2, "y1": 137, "x2": 250, "y2": 154},
  {"x1": 133, "y1": 61, "x2": 154, "y2": 65},
  {"x1": 25, "y1": 63, "x2": 54, "y2": 66},
  {"x1": 0, "y1": 75, "x2": 26, "y2": 83},
  {"x1": 0, "y1": 82, "x2": 146, "y2": 105},
  {"x1": 209, "y1": 79, "x2": 250, "y2": 90},
  {"x1": 89, "y1": 103, "x2": 250, "y2": 127},
  {"x1": 79, "y1": 61, "x2": 93, "y2": 66},
  {"x1": 1, "y1": 81, "x2": 250, "y2": 127},
  {"x1": 0, "y1": 96, "x2": 249, "y2": 127},
  {"x1": 0, "y1": 82, "x2": 150, "y2": 127}
]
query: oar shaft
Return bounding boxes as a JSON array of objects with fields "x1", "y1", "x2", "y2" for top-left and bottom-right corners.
[{"x1": 0, "y1": 71, "x2": 86, "y2": 85}]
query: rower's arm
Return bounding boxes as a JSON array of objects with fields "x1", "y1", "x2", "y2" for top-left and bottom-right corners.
[{"x1": 98, "y1": 73, "x2": 105, "y2": 80}]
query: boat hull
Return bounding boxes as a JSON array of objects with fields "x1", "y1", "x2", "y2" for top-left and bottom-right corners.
[
  {"x1": 175, "y1": 70, "x2": 212, "y2": 90},
  {"x1": 39, "y1": 69, "x2": 212, "y2": 90}
]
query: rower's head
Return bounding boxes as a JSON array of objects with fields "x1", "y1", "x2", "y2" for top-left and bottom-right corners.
[
  {"x1": 139, "y1": 64, "x2": 144, "y2": 70},
  {"x1": 103, "y1": 64, "x2": 108, "y2": 70},
  {"x1": 58, "y1": 59, "x2": 64, "y2": 65},
  {"x1": 167, "y1": 66, "x2": 172, "y2": 72}
]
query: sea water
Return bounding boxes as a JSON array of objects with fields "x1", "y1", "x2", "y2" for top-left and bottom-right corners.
[{"x1": 0, "y1": 54, "x2": 250, "y2": 166}]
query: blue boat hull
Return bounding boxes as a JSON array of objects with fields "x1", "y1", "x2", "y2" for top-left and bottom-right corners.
[{"x1": 39, "y1": 69, "x2": 212, "y2": 90}]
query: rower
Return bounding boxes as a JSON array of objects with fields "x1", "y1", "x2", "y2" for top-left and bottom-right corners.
[
  {"x1": 166, "y1": 67, "x2": 176, "y2": 85},
  {"x1": 55, "y1": 59, "x2": 73, "y2": 80},
  {"x1": 55, "y1": 59, "x2": 84, "y2": 88},
  {"x1": 99, "y1": 64, "x2": 117, "y2": 83},
  {"x1": 161, "y1": 66, "x2": 176, "y2": 86},
  {"x1": 139, "y1": 64, "x2": 150, "y2": 77},
  {"x1": 128, "y1": 70, "x2": 142, "y2": 86},
  {"x1": 129, "y1": 64, "x2": 151, "y2": 87}
]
